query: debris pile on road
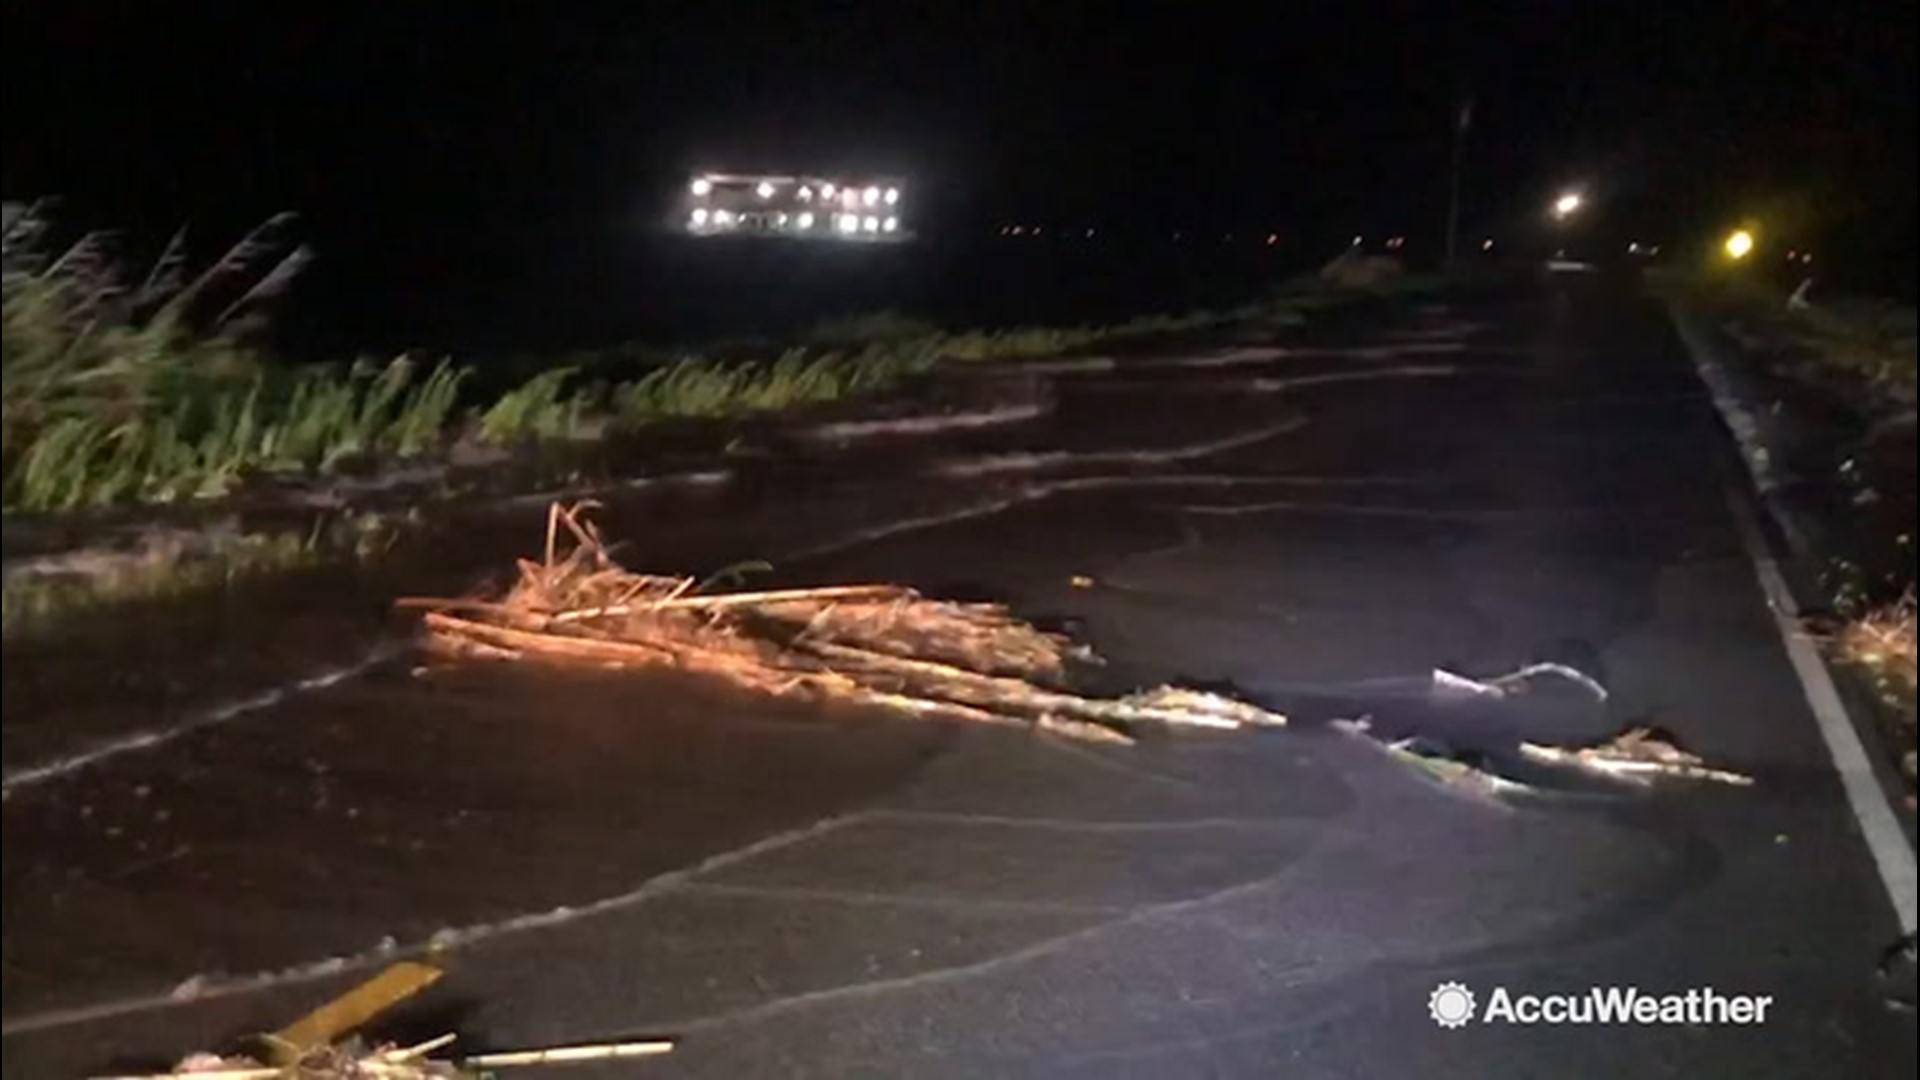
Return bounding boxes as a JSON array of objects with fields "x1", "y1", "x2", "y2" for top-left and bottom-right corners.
[
  {"x1": 404, "y1": 503, "x2": 1286, "y2": 743},
  {"x1": 1520, "y1": 725, "x2": 1755, "y2": 786},
  {"x1": 95, "y1": 961, "x2": 675, "y2": 1079}
]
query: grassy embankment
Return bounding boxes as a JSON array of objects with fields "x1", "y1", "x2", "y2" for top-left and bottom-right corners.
[{"x1": 2, "y1": 208, "x2": 1333, "y2": 630}]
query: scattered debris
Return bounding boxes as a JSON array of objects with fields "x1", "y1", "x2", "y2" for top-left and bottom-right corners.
[
  {"x1": 1335, "y1": 711, "x2": 1753, "y2": 793},
  {"x1": 1831, "y1": 592, "x2": 1917, "y2": 717},
  {"x1": 1519, "y1": 726, "x2": 1754, "y2": 786},
  {"x1": 1431, "y1": 663, "x2": 1610, "y2": 703},
  {"x1": 405, "y1": 504, "x2": 1286, "y2": 742},
  {"x1": 92, "y1": 963, "x2": 675, "y2": 1079},
  {"x1": 1329, "y1": 719, "x2": 1531, "y2": 800},
  {"x1": 269, "y1": 961, "x2": 443, "y2": 1063}
]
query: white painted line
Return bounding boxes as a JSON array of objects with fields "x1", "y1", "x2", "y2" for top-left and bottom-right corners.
[
  {"x1": 1669, "y1": 304, "x2": 1914, "y2": 932},
  {"x1": 1725, "y1": 485, "x2": 1916, "y2": 933}
]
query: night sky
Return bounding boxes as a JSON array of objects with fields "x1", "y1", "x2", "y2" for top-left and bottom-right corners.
[{"x1": 5, "y1": 1, "x2": 1913, "y2": 347}]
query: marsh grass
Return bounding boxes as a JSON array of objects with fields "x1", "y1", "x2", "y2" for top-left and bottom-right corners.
[{"x1": 6, "y1": 203, "x2": 1331, "y2": 512}]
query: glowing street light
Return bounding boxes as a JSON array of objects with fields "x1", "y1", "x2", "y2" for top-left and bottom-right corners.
[
  {"x1": 690, "y1": 177, "x2": 713, "y2": 197},
  {"x1": 1552, "y1": 191, "x2": 1583, "y2": 219},
  {"x1": 1724, "y1": 229, "x2": 1755, "y2": 260},
  {"x1": 756, "y1": 180, "x2": 776, "y2": 199}
]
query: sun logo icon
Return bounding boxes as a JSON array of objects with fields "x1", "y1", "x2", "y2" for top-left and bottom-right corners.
[{"x1": 1428, "y1": 981, "x2": 1477, "y2": 1028}]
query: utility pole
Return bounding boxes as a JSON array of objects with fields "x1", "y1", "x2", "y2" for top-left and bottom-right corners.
[{"x1": 1445, "y1": 95, "x2": 1472, "y2": 269}]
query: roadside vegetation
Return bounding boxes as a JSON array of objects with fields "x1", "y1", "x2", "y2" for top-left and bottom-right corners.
[
  {"x1": 2, "y1": 205, "x2": 1372, "y2": 636},
  {"x1": 1652, "y1": 261, "x2": 1917, "y2": 786},
  {"x1": 3, "y1": 206, "x2": 1319, "y2": 517},
  {"x1": 1833, "y1": 592, "x2": 1918, "y2": 784},
  {"x1": 1649, "y1": 264, "x2": 1917, "y2": 404}
]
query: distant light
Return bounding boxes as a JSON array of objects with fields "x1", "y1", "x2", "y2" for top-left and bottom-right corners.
[
  {"x1": 1724, "y1": 229, "x2": 1755, "y2": 260},
  {"x1": 883, "y1": 216, "x2": 899, "y2": 233},
  {"x1": 821, "y1": 183, "x2": 837, "y2": 199},
  {"x1": 797, "y1": 186, "x2": 813, "y2": 201},
  {"x1": 776, "y1": 212, "x2": 789, "y2": 226},
  {"x1": 712, "y1": 209, "x2": 734, "y2": 227},
  {"x1": 797, "y1": 211, "x2": 816, "y2": 229},
  {"x1": 1800, "y1": 252, "x2": 1813, "y2": 264},
  {"x1": 1481, "y1": 238, "x2": 1494, "y2": 251},
  {"x1": 884, "y1": 187, "x2": 900, "y2": 205},
  {"x1": 1086, "y1": 228, "x2": 1096, "y2": 239},
  {"x1": 1265, "y1": 233, "x2": 1278, "y2": 246},
  {"x1": 689, "y1": 208, "x2": 709, "y2": 227},
  {"x1": 863, "y1": 186, "x2": 881, "y2": 207},
  {"x1": 842, "y1": 189, "x2": 860, "y2": 209},
  {"x1": 836, "y1": 213, "x2": 859, "y2": 234},
  {"x1": 1351, "y1": 235, "x2": 1363, "y2": 246},
  {"x1": 690, "y1": 177, "x2": 713, "y2": 197},
  {"x1": 756, "y1": 181, "x2": 776, "y2": 199},
  {"x1": 1553, "y1": 192, "x2": 1583, "y2": 218},
  {"x1": 1628, "y1": 242, "x2": 1641, "y2": 254},
  {"x1": 1010, "y1": 225, "x2": 1025, "y2": 236},
  {"x1": 862, "y1": 215, "x2": 879, "y2": 232}
]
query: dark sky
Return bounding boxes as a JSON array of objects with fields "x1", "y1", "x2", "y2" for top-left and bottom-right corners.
[{"x1": 5, "y1": 0, "x2": 1913, "y2": 342}]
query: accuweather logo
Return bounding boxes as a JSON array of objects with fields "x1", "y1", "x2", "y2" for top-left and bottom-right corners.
[{"x1": 1427, "y1": 981, "x2": 1775, "y2": 1027}]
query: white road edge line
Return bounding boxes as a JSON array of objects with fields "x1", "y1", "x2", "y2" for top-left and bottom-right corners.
[
  {"x1": 1670, "y1": 304, "x2": 1914, "y2": 933},
  {"x1": 1725, "y1": 473, "x2": 1916, "y2": 934}
]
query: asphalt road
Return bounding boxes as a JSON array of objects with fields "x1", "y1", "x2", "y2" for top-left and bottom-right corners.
[{"x1": 4, "y1": 274, "x2": 1914, "y2": 1077}]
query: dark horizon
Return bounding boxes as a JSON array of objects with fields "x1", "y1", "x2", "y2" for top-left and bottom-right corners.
[{"x1": 6, "y1": 0, "x2": 1914, "y2": 352}]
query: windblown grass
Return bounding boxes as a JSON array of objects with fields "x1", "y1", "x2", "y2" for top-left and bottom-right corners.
[
  {"x1": 3, "y1": 205, "x2": 469, "y2": 509},
  {"x1": 476, "y1": 366, "x2": 586, "y2": 444},
  {"x1": 5, "y1": 203, "x2": 1335, "y2": 513},
  {"x1": 4, "y1": 356, "x2": 468, "y2": 509},
  {"x1": 610, "y1": 342, "x2": 940, "y2": 425}
]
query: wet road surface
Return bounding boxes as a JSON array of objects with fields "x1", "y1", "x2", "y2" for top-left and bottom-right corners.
[{"x1": 4, "y1": 277, "x2": 1914, "y2": 1077}]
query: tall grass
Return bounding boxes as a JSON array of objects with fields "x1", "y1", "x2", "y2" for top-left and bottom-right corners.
[
  {"x1": 3, "y1": 206, "x2": 476, "y2": 510},
  {"x1": 610, "y1": 340, "x2": 942, "y2": 426},
  {"x1": 477, "y1": 367, "x2": 587, "y2": 444},
  {"x1": 5, "y1": 203, "x2": 1325, "y2": 514}
]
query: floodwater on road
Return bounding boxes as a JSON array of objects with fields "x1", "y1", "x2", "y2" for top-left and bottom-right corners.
[{"x1": 4, "y1": 281, "x2": 1912, "y2": 1080}]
